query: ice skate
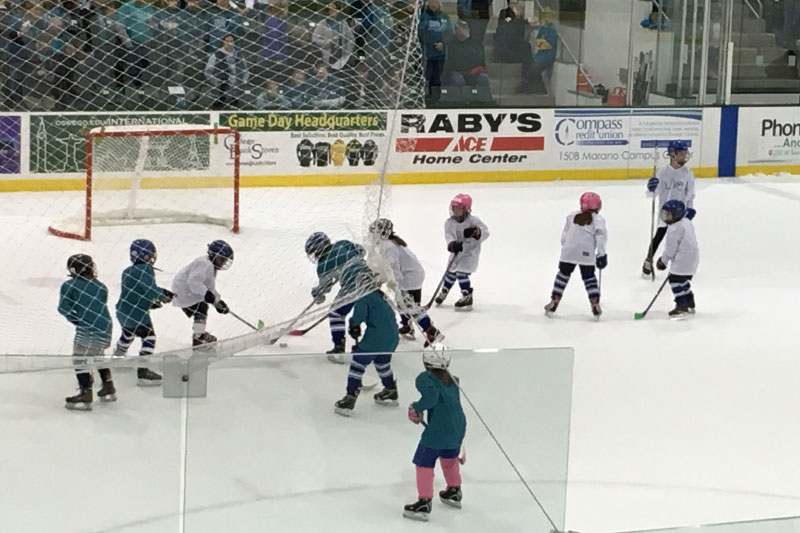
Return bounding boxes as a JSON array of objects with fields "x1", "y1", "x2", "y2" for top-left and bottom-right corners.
[
  {"x1": 398, "y1": 324, "x2": 415, "y2": 339},
  {"x1": 687, "y1": 294, "x2": 696, "y2": 314},
  {"x1": 668, "y1": 304, "x2": 691, "y2": 320},
  {"x1": 454, "y1": 289, "x2": 473, "y2": 311},
  {"x1": 192, "y1": 332, "x2": 217, "y2": 351},
  {"x1": 544, "y1": 296, "x2": 560, "y2": 317},
  {"x1": 326, "y1": 340, "x2": 346, "y2": 364},
  {"x1": 434, "y1": 288, "x2": 449, "y2": 306},
  {"x1": 642, "y1": 257, "x2": 654, "y2": 278},
  {"x1": 373, "y1": 381, "x2": 399, "y2": 406},
  {"x1": 137, "y1": 368, "x2": 162, "y2": 387},
  {"x1": 97, "y1": 380, "x2": 117, "y2": 402},
  {"x1": 590, "y1": 299, "x2": 602, "y2": 321},
  {"x1": 334, "y1": 392, "x2": 358, "y2": 417},
  {"x1": 424, "y1": 326, "x2": 444, "y2": 347},
  {"x1": 439, "y1": 486, "x2": 462, "y2": 509},
  {"x1": 65, "y1": 388, "x2": 93, "y2": 411},
  {"x1": 403, "y1": 498, "x2": 432, "y2": 521}
]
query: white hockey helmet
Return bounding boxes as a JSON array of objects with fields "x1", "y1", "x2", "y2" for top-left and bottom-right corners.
[{"x1": 422, "y1": 342, "x2": 451, "y2": 369}]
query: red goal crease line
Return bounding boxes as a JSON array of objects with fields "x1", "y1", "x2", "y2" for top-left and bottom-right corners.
[{"x1": 395, "y1": 137, "x2": 544, "y2": 152}]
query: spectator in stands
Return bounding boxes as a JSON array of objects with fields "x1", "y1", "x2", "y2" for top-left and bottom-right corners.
[
  {"x1": 204, "y1": 33, "x2": 250, "y2": 108},
  {"x1": 91, "y1": 4, "x2": 132, "y2": 94},
  {"x1": 19, "y1": 34, "x2": 59, "y2": 110},
  {"x1": 288, "y1": 24, "x2": 317, "y2": 76},
  {"x1": 285, "y1": 67, "x2": 310, "y2": 108},
  {"x1": 51, "y1": 0, "x2": 95, "y2": 48},
  {"x1": 443, "y1": 20, "x2": 488, "y2": 87},
  {"x1": 255, "y1": 78, "x2": 290, "y2": 109},
  {"x1": 306, "y1": 59, "x2": 344, "y2": 109},
  {"x1": 260, "y1": 0, "x2": 288, "y2": 85},
  {"x1": 344, "y1": 59, "x2": 383, "y2": 108},
  {"x1": 516, "y1": 6, "x2": 557, "y2": 94},
  {"x1": 206, "y1": 0, "x2": 244, "y2": 54},
  {"x1": 154, "y1": 0, "x2": 189, "y2": 87},
  {"x1": 359, "y1": 0, "x2": 392, "y2": 71},
  {"x1": 457, "y1": 0, "x2": 491, "y2": 47},
  {"x1": 493, "y1": 0, "x2": 532, "y2": 63},
  {"x1": 117, "y1": 0, "x2": 156, "y2": 89},
  {"x1": 384, "y1": 65, "x2": 416, "y2": 108},
  {"x1": 312, "y1": 0, "x2": 355, "y2": 73},
  {"x1": 53, "y1": 37, "x2": 90, "y2": 109},
  {"x1": 418, "y1": 0, "x2": 452, "y2": 97}
]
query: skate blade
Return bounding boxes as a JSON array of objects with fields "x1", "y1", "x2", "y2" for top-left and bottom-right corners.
[
  {"x1": 545, "y1": 310, "x2": 555, "y2": 318},
  {"x1": 440, "y1": 498, "x2": 462, "y2": 509},
  {"x1": 374, "y1": 399, "x2": 399, "y2": 407},
  {"x1": 334, "y1": 406, "x2": 353, "y2": 417},
  {"x1": 137, "y1": 379, "x2": 162, "y2": 387},
  {"x1": 400, "y1": 333, "x2": 416, "y2": 340},
  {"x1": 454, "y1": 306, "x2": 473, "y2": 312},
  {"x1": 99, "y1": 394, "x2": 117, "y2": 402},
  {"x1": 360, "y1": 379, "x2": 378, "y2": 391},
  {"x1": 326, "y1": 354, "x2": 347, "y2": 365},
  {"x1": 593, "y1": 315, "x2": 601, "y2": 322},
  {"x1": 65, "y1": 402, "x2": 92, "y2": 411},
  {"x1": 669, "y1": 314, "x2": 690, "y2": 321},
  {"x1": 402, "y1": 510, "x2": 429, "y2": 522},
  {"x1": 641, "y1": 272, "x2": 653, "y2": 280}
]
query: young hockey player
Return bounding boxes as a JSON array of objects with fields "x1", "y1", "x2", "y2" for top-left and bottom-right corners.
[
  {"x1": 334, "y1": 288, "x2": 400, "y2": 416},
  {"x1": 656, "y1": 199, "x2": 699, "y2": 318},
  {"x1": 544, "y1": 192, "x2": 607, "y2": 319},
  {"x1": 58, "y1": 254, "x2": 115, "y2": 411},
  {"x1": 171, "y1": 240, "x2": 233, "y2": 348},
  {"x1": 434, "y1": 193, "x2": 490, "y2": 310},
  {"x1": 404, "y1": 342, "x2": 467, "y2": 521},
  {"x1": 115, "y1": 239, "x2": 174, "y2": 386},
  {"x1": 305, "y1": 231, "x2": 376, "y2": 363},
  {"x1": 643, "y1": 140, "x2": 696, "y2": 277},
  {"x1": 368, "y1": 218, "x2": 444, "y2": 345}
]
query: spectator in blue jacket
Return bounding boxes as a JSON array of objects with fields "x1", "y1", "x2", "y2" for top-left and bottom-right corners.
[
  {"x1": 517, "y1": 6, "x2": 557, "y2": 94},
  {"x1": 418, "y1": 0, "x2": 452, "y2": 96}
]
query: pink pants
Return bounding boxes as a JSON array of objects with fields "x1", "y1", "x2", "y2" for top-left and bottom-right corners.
[{"x1": 416, "y1": 458, "x2": 461, "y2": 499}]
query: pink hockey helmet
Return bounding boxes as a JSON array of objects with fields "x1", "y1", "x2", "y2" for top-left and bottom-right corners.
[
  {"x1": 450, "y1": 193, "x2": 473, "y2": 211},
  {"x1": 579, "y1": 192, "x2": 602, "y2": 212}
]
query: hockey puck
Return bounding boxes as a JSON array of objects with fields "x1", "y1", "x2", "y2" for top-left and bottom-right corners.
[{"x1": 279, "y1": 342, "x2": 288, "y2": 348}]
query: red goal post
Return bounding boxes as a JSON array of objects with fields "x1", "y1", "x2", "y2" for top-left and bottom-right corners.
[{"x1": 47, "y1": 124, "x2": 240, "y2": 241}]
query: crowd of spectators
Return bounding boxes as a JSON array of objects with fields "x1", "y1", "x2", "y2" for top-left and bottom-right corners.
[{"x1": 0, "y1": 0, "x2": 425, "y2": 111}]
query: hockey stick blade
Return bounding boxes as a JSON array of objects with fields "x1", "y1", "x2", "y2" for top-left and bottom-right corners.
[
  {"x1": 288, "y1": 314, "x2": 327, "y2": 336},
  {"x1": 424, "y1": 253, "x2": 459, "y2": 309},
  {"x1": 634, "y1": 276, "x2": 669, "y2": 320}
]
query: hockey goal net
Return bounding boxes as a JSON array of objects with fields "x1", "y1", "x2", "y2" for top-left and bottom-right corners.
[{"x1": 48, "y1": 125, "x2": 240, "y2": 241}]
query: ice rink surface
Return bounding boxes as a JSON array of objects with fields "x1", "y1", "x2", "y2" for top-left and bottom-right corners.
[{"x1": 1, "y1": 175, "x2": 800, "y2": 533}]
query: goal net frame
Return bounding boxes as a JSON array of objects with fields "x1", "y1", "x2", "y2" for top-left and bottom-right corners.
[{"x1": 47, "y1": 125, "x2": 241, "y2": 241}]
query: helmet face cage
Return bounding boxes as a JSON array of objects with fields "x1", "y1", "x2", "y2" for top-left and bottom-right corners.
[
  {"x1": 450, "y1": 205, "x2": 468, "y2": 222},
  {"x1": 131, "y1": 240, "x2": 157, "y2": 265},
  {"x1": 208, "y1": 241, "x2": 234, "y2": 270},
  {"x1": 305, "y1": 233, "x2": 330, "y2": 264}
]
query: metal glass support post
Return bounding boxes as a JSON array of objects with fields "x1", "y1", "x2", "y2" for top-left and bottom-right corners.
[
  {"x1": 697, "y1": 0, "x2": 711, "y2": 103},
  {"x1": 626, "y1": 0, "x2": 637, "y2": 105}
]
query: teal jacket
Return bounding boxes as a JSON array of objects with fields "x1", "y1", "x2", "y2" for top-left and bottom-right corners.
[
  {"x1": 316, "y1": 240, "x2": 369, "y2": 297},
  {"x1": 116, "y1": 263, "x2": 166, "y2": 329},
  {"x1": 58, "y1": 277, "x2": 113, "y2": 348},
  {"x1": 349, "y1": 290, "x2": 399, "y2": 353},
  {"x1": 412, "y1": 371, "x2": 467, "y2": 450}
]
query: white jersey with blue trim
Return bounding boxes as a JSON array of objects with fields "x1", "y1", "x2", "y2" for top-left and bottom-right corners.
[
  {"x1": 444, "y1": 213, "x2": 490, "y2": 274},
  {"x1": 379, "y1": 239, "x2": 426, "y2": 291},
  {"x1": 660, "y1": 218, "x2": 699, "y2": 276},
  {"x1": 649, "y1": 164, "x2": 696, "y2": 227},
  {"x1": 559, "y1": 211, "x2": 607, "y2": 266},
  {"x1": 171, "y1": 256, "x2": 218, "y2": 308}
]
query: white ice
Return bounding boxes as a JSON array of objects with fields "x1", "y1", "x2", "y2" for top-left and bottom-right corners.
[{"x1": 1, "y1": 175, "x2": 800, "y2": 533}]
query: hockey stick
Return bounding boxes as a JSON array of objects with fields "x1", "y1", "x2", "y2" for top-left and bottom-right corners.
[
  {"x1": 229, "y1": 310, "x2": 264, "y2": 331},
  {"x1": 424, "y1": 253, "x2": 459, "y2": 309},
  {"x1": 634, "y1": 276, "x2": 669, "y2": 320},
  {"x1": 277, "y1": 300, "x2": 318, "y2": 339},
  {"x1": 288, "y1": 311, "x2": 327, "y2": 336}
]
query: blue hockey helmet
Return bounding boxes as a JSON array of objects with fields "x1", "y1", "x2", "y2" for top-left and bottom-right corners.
[
  {"x1": 661, "y1": 199, "x2": 687, "y2": 224},
  {"x1": 305, "y1": 232, "x2": 331, "y2": 263},
  {"x1": 130, "y1": 239, "x2": 157, "y2": 265},
  {"x1": 667, "y1": 140, "x2": 689, "y2": 154},
  {"x1": 207, "y1": 240, "x2": 234, "y2": 270}
]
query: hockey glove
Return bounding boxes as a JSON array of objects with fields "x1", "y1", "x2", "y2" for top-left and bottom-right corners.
[
  {"x1": 311, "y1": 285, "x2": 326, "y2": 304},
  {"x1": 596, "y1": 254, "x2": 608, "y2": 269},
  {"x1": 348, "y1": 323, "x2": 361, "y2": 340},
  {"x1": 447, "y1": 241, "x2": 463, "y2": 254},
  {"x1": 647, "y1": 177, "x2": 659, "y2": 192},
  {"x1": 463, "y1": 227, "x2": 481, "y2": 240},
  {"x1": 214, "y1": 300, "x2": 230, "y2": 314},
  {"x1": 686, "y1": 208, "x2": 696, "y2": 220},
  {"x1": 204, "y1": 290, "x2": 217, "y2": 304},
  {"x1": 656, "y1": 258, "x2": 667, "y2": 271},
  {"x1": 162, "y1": 289, "x2": 175, "y2": 303},
  {"x1": 408, "y1": 404, "x2": 421, "y2": 424}
]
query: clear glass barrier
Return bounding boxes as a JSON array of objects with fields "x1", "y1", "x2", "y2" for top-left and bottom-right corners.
[{"x1": 612, "y1": 515, "x2": 800, "y2": 533}]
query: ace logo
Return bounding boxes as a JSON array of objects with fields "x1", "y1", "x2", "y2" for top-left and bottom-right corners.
[{"x1": 452, "y1": 136, "x2": 487, "y2": 152}]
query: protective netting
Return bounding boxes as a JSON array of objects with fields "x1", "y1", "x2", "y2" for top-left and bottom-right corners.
[{"x1": 1, "y1": 0, "x2": 424, "y2": 112}]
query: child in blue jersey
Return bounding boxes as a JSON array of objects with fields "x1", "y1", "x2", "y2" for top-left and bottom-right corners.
[
  {"x1": 334, "y1": 288, "x2": 400, "y2": 416},
  {"x1": 404, "y1": 343, "x2": 467, "y2": 521},
  {"x1": 305, "y1": 231, "x2": 374, "y2": 363},
  {"x1": 115, "y1": 239, "x2": 174, "y2": 386},
  {"x1": 58, "y1": 254, "x2": 115, "y2": 411}
]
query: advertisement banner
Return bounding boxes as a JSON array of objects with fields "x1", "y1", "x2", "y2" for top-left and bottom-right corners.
[
  {"x1": 0, "y1": 116, "x2": 21, "y2": 174},
  {"x1": 736, "y1": 107, "x2": 800, "y2": 168},
  {"x1": 552, "y1": 108, "x2": 704, "y2": 168},
  {"x1": 218, "y1": 112, "x2": 388, "y2": 173},
  {"x1": 29, "y1": 113, "x2": 211, "y2": 174},
  {"x1": 392, "y1": 110, "x2": 549, "y2": 171}
]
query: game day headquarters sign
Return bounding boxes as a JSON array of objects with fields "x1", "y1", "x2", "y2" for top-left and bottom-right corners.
[{"x1": 219, "y1": 112, "x2": 388, "y2": 172}]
